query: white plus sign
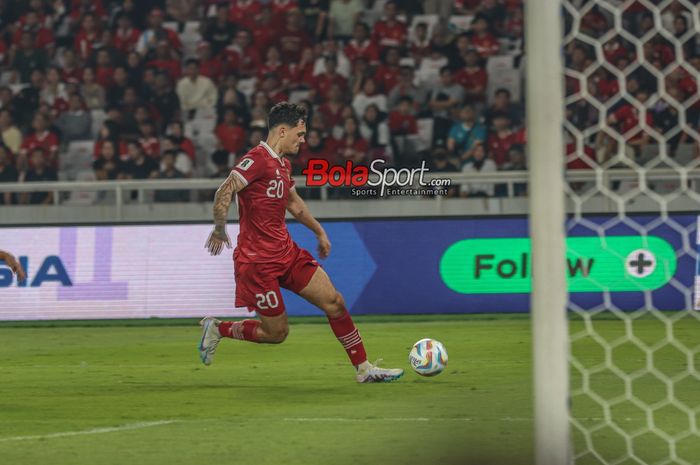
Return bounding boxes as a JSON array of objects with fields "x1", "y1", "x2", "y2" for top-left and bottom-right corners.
[{"x1": 626, "y1": 249, "x2": 656, "y2": 278}]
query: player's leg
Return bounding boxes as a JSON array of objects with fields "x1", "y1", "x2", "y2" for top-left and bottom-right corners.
[
  {"x1": 285, "y1": 254, "x2": 403, "y2": 383},
  {"x1": 219, "y1": 310, "x2": 289, "y2": 343},
  {"x1": 198, "y1": 261, "x2": 289, "y2": 365}
]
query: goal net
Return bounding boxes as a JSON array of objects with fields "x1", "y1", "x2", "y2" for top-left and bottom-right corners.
[{"x1": 561, "y1": 1, "x2": 700, "y2": 464}]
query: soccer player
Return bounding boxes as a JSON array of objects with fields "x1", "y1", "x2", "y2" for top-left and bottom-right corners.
[
  {"x1": 199, "y1": 102, "x2": 403, "y2": 383},
  {"x1": 0, "y1": 250, "x2": 26, "y2": 281}
]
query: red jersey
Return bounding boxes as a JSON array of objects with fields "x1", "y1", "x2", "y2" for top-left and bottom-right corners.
[
  {"x1": 487, "y1": 131, "x2": 518, "y2": 167},
  {"x1": 231, "y1": 142, "x2": 296, "y2": 263},
  {"x1": 371, "y1": 19, "x2": 407, "y2": 49},
  {"x1": 612, "y1": 104, "x2": 653, "y2": 142},
  {"x1": 344, "y1": 39, "x2": 380, "y2": 63},
  {"x1": 215, "y1": 123, "x2": 246, "y2": 154},
  {"x1": 21, "y1": 130, "x2": 60, "y2": 169},
  {"x1": 229, "y1": 0, "x2": 261, "y2": 29},
  {"x1": 470, "y1": 33, "x2": 500, "y2": 58}
]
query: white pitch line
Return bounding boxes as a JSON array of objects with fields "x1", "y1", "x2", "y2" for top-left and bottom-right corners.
[
  {"x1": 0, "y1": 420, "x2": 180, "y2": 442},
  {"x1": 282, "y1": 417, "x2": 533, "y2": 422}
]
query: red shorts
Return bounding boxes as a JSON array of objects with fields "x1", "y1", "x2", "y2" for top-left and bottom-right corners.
[{"x1": 234, "y1": 243, "x2": 319, "y2": 317}]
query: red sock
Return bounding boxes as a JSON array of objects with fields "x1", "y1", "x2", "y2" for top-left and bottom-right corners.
[
  {"x1": 218, "y1": 320, "x2": 260, "y2": 342},
  {"x1": 327, "y1": 310, "x2": 367, "y2": 366}
]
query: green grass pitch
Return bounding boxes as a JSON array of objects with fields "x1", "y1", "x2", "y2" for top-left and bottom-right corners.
[{"x1": 0, "y1": 314, "x2": 697, "y2": 465}]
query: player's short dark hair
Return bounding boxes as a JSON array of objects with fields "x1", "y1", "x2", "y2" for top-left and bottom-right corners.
[{"x1": 267, "y1": 102, "x2": 307, "y2": 130}]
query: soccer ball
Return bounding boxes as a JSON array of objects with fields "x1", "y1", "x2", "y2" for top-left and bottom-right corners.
[{"x1": 409, "y1": 338, "x2": 448, "y2": 376}]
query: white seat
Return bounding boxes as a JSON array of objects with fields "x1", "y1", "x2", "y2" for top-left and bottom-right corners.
[
  {"x1": 409, "y1": 14, "x2": 439, "y2": 41},
  {"x1": 90, "y1": 110, "x2": 106, "y2": 138},
  {"x1": 289, "y1": 90, "x2": 311, "y2": 104},
  {"x1": 163, "y1": 21, "x2": 179, "y2": 33},
  {"x1": 64, "y1": 170, "x2": 97, "y2": 205},
  {"x1": 63, "y1": 141, "x2": 95, "y2": 171},
  {"x1": 415, "y1": 118, "x2": 434, "y2": 152},
  {"x1": 448, "y1": 15, "x2": 474, "y2": 33},
  {"x1": 486, "y1": 55, "x2": 516, "y2": 77},
  {"x1": 674, "y1": 143, "x2": 696, "y2": 166},
  {"x1": 487, "y1": 69, "x2": 522, "y2": 104}
]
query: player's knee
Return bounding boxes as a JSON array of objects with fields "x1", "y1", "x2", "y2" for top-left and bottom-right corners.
[
  {"x1": 269, "y1": 325, "x2": 289, "y2": 344},
  {"x1": 325, "y1": 291, "x2": 346, "y2": 318}
]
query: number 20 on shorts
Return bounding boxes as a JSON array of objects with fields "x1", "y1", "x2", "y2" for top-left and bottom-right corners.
[{"x1": 256, "y1": 291, "x2": 279, "y2": 310}]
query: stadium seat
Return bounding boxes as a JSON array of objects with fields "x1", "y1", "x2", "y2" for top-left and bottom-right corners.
[
  {"x1": 409, "y1": 14, "x2": 439, "y2": 41},
  {"x1": 90, "y1": 110, "x2": 106, "y2": 138},
  {"x1": 674, "y1": 143, "x2": 696, "y2": 166},
  {"x1": 448, "y1": 15, "x2": 474, "y2": 33},
  {"x1": 61, "y1": 141, "x2": 95, "y2": 174},
  {"x1": 163, "y1": 21, "x2": 179, "y2": 33},
  {"x1": 289, "y1": 90, "x2": 311, "y2": 104},
  {"x1": 415, "y1": 118, "x2": 434, "y2": 152},
  {"x1": 486, "y1": 56, "x2": 522, "y2": 103},
  {"x1": 63, "y1": 170, "x2": 98, "y2": 206}
]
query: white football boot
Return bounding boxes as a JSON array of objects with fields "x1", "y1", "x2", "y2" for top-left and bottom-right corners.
[
  {"x1": 198, "y1": 317, "x2": 222, "y2": 366},
  {"x1": 356, "y1": 359, "x2": 404, "y2": 383}
]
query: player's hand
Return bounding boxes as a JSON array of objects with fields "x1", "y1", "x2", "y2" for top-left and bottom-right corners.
[
  {"x1": 317, "y1": 233, "x2": 331, "y2": 259},
  {"x1": 205, "y1": 228, "x2": 232, "y2": 256},
  {"x1": 4, "y1": 253, "x2": 26, "y2": 281}
]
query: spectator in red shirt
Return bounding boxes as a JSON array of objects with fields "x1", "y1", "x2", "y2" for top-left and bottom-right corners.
[
  {"x1": 251, "y1": 7, "x2": 280, "y2": 57},
  {"x1": 388, "y1": 96, "x2": 418, "y2": 136},
  {"x1": 344, "y1": 22, "x2": 379, "y2": 64},
  {"x1": 135, "y1": 8, "x2": 183, "y2": 56},
  {"x1": 223, "y1": 30, "x2": 262, "y2": 79},
  {"x1": 166, "y1": 121, "x2": 196, "y2": 163},
  {"x1": 59, "y1": 49, "x2": 83, "y2": 84},
  {"x1": 94, "y1": 49, "x2": 114, "y2": 88},
  {"x1": 294, "y1": 127, "x2": 335, "y2": 174},
  {"x1": 604, "y1": 37, "x2": 629, "y2": 65},
  {"x1": 318, "y1": 83, "x2": 346, "y2": 128},
  {"x1": 259, "y1": 72, "x2": 289, "y2": 104},
  {"x1": 138, "y1": 121, "x2": 161, "y2": 159},
  {"x1": 13, "y1": 9, "x2": 55, "y2": 51},
  {"x1": 277, "y1": 9, "x2": 311, "y2": 64},
  {"x1": 72, "y1": 13, "x2": 100, "y2": 61},
  {"x1": 196, "y1": 42, "x2": 224, "y2": 83},
  {"x1": 19, "y1": 113, "x2": 60, "y2": 171},
  {"x1": 70, "y1": 0, "x2": 107, "y2": 22},
  {"x1": 455, "y1": 49, "x2": 488, "y2": 104},
  {"x1": 504, "y1": 6, "x2": 524, "y2": 41},
  {"x1": 287, "y1": 47, "x2": 316, "y2": 89},
  {"x1": 595, "y1": 90, "x2": 653, "y2": 161},
  {"x1": 271, "y1": 0, "x2": 300, "y2": 20},
  {"x1": 334, "y1": 116, "x2": 369, "y2": 164},
  {"x1": 113, "y1": 13, "x2": 141, "y2": 54},
  {"x1": 228, "y1": 0, "x2": 261, "y2": 30},
  {"x1": 371, "y1": 1, "x2": 407, "y2": 51},
  {"x1": 147, "y1": 41, "x2": 182, "y2": 82},
  {"x1": 313, "y1": 55, "x2": 348, "y2": 102},
  {"x1": 410, "y1": 22, "x2": 432, "y2": 63},
  {"x1": 486, "y1": 112, "x2": 518, "y2": 167},
  {"x1": 374, "y1": 47, "x2": 402, "y2": 93},
  {"x1": 215, "y1": 107, "x2": 246, "y2": 156},
  {"x1": 469, "y1": 15, "x2": 500, "y2": 58},
  {"x1": 580, "y1": 5, "x2": 607, "y2": 38},
  {"x1": 257, "y1": 45, "x2": 288, "y2": 83}
]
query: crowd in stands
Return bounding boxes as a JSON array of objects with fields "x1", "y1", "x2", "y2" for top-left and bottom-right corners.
[
  {"x1": 0, "y1": 0, "x2": 692, "y2": 204},
  {"x1": 565, "y1": 2, "x2": 700, "y2": 172}
]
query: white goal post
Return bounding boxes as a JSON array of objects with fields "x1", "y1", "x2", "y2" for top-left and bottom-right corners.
[
  {"x1": 531, "y1": 1, "x2": 700, "y2": 464},
  {"x1": 527, "y1": 1, "x2": 570, "y2": 465}
]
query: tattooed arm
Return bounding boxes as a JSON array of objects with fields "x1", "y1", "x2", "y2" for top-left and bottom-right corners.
[
  {"x1": 0, "y1": 250, "x2": 26, "y2": 281},
  {"x1": 205, "y1": 172, "x2": 246, "y2": 256}
]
